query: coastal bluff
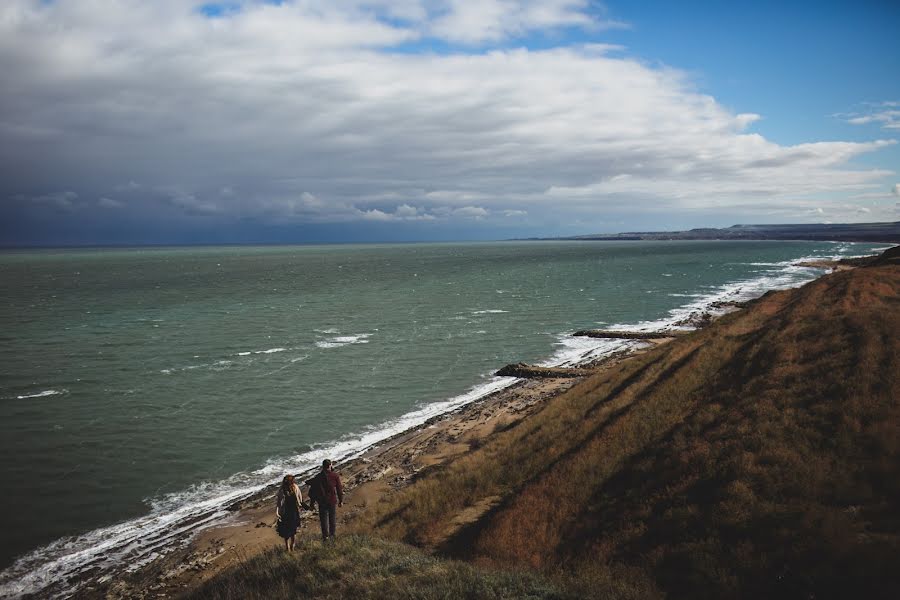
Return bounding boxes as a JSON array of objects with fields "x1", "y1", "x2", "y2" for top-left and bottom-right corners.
[
  {"x1": 103, "y1": 247, "x2": 900, "y2": 600},
  {"x1": 348, "y1": 248, "x2": 900, "y2": 600}
]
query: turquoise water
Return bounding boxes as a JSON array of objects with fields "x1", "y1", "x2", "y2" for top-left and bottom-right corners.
[{"x1": 0, "y1": 240, "x2": 884, "y2": 596}]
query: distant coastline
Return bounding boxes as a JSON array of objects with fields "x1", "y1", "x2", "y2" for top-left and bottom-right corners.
[
  {"x1": 4, "y1": 221, "x2": 900, "y2": 251},
  {"x1": 518, "y1": 220, "x2": 900, "y2": 244}
]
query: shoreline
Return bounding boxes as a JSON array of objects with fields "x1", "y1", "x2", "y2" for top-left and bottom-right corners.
[
  {"x1": 94, "y1": 253, "x2": 860, "y2": 598},
  {"x1": 4, "y1": 244, "x2": 883, "y2": 599},
  {"x1": 99, "y1": 350, "x2": 652, "y2": 599}
]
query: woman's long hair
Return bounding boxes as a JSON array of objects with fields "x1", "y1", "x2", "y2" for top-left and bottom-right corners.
[{"x1": 281, "y1": 474, "x2": 296, "y2": 497}]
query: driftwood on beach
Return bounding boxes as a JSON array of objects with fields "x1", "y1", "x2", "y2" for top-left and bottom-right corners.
[
  {"x1": 495, "y1": 362, "x2": 592, "y2": 378},
  {"x1": 572, "y1": 329, "x2": 682, "y2": 340}
]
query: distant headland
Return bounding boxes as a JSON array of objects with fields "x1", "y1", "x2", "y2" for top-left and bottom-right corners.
[{"x1": 521, "y1": 220, "x2": 900, "y2": 243}]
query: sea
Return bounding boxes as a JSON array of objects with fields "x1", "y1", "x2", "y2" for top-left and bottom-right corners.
[{"x1": 0, "y1": 240, "x2": 887, "y2": 597}]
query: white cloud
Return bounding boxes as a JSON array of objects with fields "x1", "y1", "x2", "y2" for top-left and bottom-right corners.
[
  {"x1": 0, "y1": 0, "x2": 895, "y2": 232},
  {"x1": 251, "y1": 195, "x2": 442, "y2": 222},
  {"x1": 114, "y1": 181, "x2": 142, "y2": 192},
  {"x1": 21, "y1": 191, "x2": 79, "y2": 211},
  {"x1": 359, "y1": 208, "x2": 392, "y2": 221},
  {"x1": 395, "y1": 204, "x2": 419, "y2": 218},
  {"x1": 426, "y1": 0, "x2": 620, "y2": 45},
  {"x1": 97, "y1": 197, "x2": 124, "y2": 208},
  {"x1": 452, "y1": 206, "x2": 490, "y2": 218},
  {"x1": 163, "y1": 189, "x2": 221, "y2": 216},
  {"x1": 843, "y1": 101, "x2": 900, "y2": 130}
]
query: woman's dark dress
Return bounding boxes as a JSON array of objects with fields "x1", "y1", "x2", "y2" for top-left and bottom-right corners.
[{"x1": 276, "y1": 492, "x2": 301, "y2": 539}]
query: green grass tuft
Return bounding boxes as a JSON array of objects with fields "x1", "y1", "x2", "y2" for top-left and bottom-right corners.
[{"x1": 189, "y1": 535, "x2": 655, "y2": 599}]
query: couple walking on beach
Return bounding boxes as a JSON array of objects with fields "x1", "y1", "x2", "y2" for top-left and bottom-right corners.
[{"x1": 274, "y1": 459, "x2": 344, "y2": 551}]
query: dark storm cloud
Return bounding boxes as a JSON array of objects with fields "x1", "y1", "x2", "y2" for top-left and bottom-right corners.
[{"x1": 0, "y1": 1, "x2": 895, "y2": 244}]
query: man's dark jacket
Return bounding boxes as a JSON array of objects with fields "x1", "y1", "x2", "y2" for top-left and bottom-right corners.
[{"x1": 307, "y1": 470, "x2": 343, "y2": 507}]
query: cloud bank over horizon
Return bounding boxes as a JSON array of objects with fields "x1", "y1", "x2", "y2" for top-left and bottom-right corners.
[{"x1": 1, "y1": 0, "x2": 897, "y2": 244}]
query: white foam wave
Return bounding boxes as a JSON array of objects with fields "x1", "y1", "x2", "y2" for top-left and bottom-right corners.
[
  {"x1": 543, "y1": 242, "x2": 885, "y2": 367},
  {"x1": 316, "y1": 334, "x2": 371, "y2": 349},
  {"x1": 471, "y1": 309, "x2": 508, "y2": 315},
  {"x1": 610, "y1": 242, "x2": 879, "y2": 333},
  {"x1": 234, "y1": 347, "x2": 287, "y2": 356},
  {"x1": 539, "y1": 335, "x2": 644, "y2": 369},
  {"x1": 0, "y1": 375, "x2": 515, "y2": 599},
  {"x1": 15, "y1": 389, "x2": 65, "y2": 400},
  {"x1": 160, "y1": 348, "x2": 292, "y2": 377},
  {"x1": 1, "y1": 242, "x2": 883, "y2": 598}
]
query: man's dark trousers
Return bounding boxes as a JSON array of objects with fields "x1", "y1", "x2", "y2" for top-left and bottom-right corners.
[{"x1": 318, "y1": 503, "x2": 337, "y2": 540}]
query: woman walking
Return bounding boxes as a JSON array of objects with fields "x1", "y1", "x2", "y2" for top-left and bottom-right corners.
[{"x1": 275, "y1": 474, "x2": 304, "y2": 551}]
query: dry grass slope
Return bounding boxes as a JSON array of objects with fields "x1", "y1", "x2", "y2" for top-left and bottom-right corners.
[
  {"x1": 357, "y1": 260, "x2": 900, "y2": 599},
  {"x1": 187, "y1": 535, "x2": 656, "y2": 600}
]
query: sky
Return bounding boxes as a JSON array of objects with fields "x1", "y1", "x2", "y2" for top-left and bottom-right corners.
[{"x1": 1, "y1": 0, "x2": 898, "y2": 246}]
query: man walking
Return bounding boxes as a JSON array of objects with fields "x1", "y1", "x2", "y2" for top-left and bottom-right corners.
[{"x1": 307, "y1": 459, "x2": 344, "y2": 542}]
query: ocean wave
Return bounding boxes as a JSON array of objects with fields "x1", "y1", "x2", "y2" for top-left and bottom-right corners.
[
  {"x1": 0, "y1": 241, "x2": 881, "y2": 599},
  {"x1": 470, "y1": 309, "x2": 508, "y2": 315},
  {"x1": 540, "y1": 335, "x2": 644, "y2": 369},
  {"x1": 14, "y1": 389, "x2": 66, "y2": 400},
  {"x1": 0, "y1": 375, "x2": 515, "y2": 599},
  {"x1": 315, "y1": 334, "x2": 371, "y2": 349},
  {"x1": 609, "y1": 243, "x2": 869, "y2": 333},
  {"x1": 540, "y1": 242, "x2": 882, "y2": 370},
  {"x1": 160, "y1": 348, "x2": 289, "y2": 375},
  {"x1": 236, "y1": 347, "x2": 287, "y2": 355}
]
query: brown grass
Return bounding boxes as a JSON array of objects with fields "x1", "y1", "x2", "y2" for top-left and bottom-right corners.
[
  {"x1": 185, "y1": 535, "x2": 658, "y2": 600},
  {"x1": 354, "y1": 262, "x2": 900, "y2": 599}
]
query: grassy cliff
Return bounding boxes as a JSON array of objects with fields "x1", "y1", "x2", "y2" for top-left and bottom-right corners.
[{"x1": 194, "y1": 254, "x2": 900, "y2": 599}]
